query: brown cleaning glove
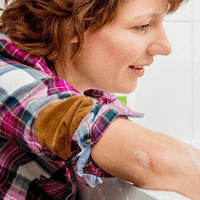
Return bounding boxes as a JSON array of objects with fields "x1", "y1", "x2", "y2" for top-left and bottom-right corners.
[{"x1": 34, "y1": 95, "x2": 94, "y2": 160}]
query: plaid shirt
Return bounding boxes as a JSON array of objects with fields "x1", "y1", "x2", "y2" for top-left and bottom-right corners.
[{"x1": 0, "y1": 33, "x2": 143, "y2": 200}]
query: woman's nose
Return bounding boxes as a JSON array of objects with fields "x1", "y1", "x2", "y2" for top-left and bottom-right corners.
[{"x1": 147, "y1": 27, "x2": 172, "y2": 56}]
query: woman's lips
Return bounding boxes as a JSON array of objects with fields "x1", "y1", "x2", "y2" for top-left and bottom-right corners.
[{"x1": 129, "y1": 66, "x2": 145, "y2": 77}]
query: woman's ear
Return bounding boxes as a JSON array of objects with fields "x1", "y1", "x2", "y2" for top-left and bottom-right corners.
[{"x1": 71, "y1": 36, "x2": 78, "y2": 43}]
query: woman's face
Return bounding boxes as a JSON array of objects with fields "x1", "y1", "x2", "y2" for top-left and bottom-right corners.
[{"x1": 67, "y1": 0, "x2": 172, "y2": 93}]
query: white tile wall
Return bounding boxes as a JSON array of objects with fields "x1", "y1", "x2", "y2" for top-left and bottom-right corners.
[
  {"x1": 165, "y1": 0, "x2": 192, "y2": 22},
  {"x1": 0, "y1": 1, "x2": 3, "y2": 8},
  {"x1": 193, "y1": 0, "x2": 200, "y2": 21},
  {"x1": 193, "y1": 22, "x2": 200, "y2": 139},
  {"x1": 129, "y1": 1, "x2": 200, "y2": 141}
]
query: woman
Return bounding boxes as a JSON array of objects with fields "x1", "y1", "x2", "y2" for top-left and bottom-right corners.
[{"x1": 0, "y1": 0, "x2": 199, "y2": 199}]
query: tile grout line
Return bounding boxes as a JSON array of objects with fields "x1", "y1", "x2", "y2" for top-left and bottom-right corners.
[{"x1": 191, "y1": 0, "x2": 194, "y2": 140}]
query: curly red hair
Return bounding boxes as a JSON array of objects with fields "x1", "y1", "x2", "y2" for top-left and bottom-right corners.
[{"x1": 0, "y1": 0, "x2": 187, "y2": 67}]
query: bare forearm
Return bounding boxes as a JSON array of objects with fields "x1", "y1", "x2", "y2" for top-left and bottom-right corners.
[
  {"x1": 91, "y1": 118, "x2": 200, "y2": 199},
  {"x1": 142, "y1": 134, "x2": 200, "y2": 199}
]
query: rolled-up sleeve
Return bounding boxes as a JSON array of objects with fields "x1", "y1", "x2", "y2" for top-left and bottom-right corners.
[
  {"x1": 69, "y1": 91, "x2": 144, "y2": 187},
  {"x1": 32, "y1": 86, "x2": 144, "y2": 188}
]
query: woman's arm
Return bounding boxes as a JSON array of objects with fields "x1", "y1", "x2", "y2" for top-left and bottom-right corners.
[{"x1": 91, "y1": 118, "x2": 200, "y2": 200}]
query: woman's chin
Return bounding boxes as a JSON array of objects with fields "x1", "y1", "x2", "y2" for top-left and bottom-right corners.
[{"x1": 117, "y1": 84, "x2": 138, "y2": 94}]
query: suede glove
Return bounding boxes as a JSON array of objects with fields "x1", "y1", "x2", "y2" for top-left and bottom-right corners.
[{"x1": 34, "y1": 95, "x2": 93, "y2": 160}]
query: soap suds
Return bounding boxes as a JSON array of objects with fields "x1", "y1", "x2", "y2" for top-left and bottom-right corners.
[
  {"x1": 134, "y1": 150, "x2": 149, "y2": 168},
  {"x1": 134, "y1": 174, "x2": 138, "y2": 179}
]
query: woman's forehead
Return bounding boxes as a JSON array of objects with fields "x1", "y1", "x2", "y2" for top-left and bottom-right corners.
[
  {"x1": 120, "y1": 0, "x2": 172, "y2": 13},
  {"x1": 116, "y1": 0, "x2": 168, "y2": 21}
]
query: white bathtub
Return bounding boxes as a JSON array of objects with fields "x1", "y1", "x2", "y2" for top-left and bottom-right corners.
[{"x1": 78, "y1": 140, "x2": 200, "y2": 200}]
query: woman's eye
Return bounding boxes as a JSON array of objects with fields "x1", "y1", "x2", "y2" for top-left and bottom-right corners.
[{"x1": 134, "y1": 24, "x2": 151, "y2": 31}]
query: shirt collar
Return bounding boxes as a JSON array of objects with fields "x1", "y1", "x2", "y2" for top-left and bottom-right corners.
[
  {"x1": 83, "y1": 89, "x2": 116, "y2": 103},
  {"x1": 0, "y1": 34, "x2": 115, "y2": 101},
  {"x1": 0, "y1": 33, "x2": 53, "y2": 76}
]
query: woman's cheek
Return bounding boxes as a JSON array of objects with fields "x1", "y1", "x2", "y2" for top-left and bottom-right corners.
[{"x1": 113, "y1": 38, "x2": 144, "y2": 64}]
